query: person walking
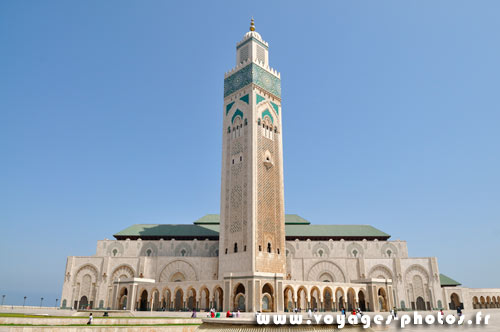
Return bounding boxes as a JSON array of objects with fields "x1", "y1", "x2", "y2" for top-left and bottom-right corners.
[{"x1": 87, "y1": 313, "x2": 93, "y2": 325}]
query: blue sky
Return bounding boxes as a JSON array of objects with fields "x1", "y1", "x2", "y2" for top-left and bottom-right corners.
[{"x1": 1, "y1": 1, "x2": 499, "y2": 306}]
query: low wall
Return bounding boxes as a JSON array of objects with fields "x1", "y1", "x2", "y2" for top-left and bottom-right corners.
[
  {"x1": 0, "y1": 317, "x2": 201, "y2": 325},
  {"x1": 3, "y1": 327, "x2": 197, "y2": 332}
]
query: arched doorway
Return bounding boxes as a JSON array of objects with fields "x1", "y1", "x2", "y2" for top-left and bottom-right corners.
[
  {"x1": 297, "y1": 287, "x2": 307, "y2": 310},
  {"x1": 200, "y1": 288, "x2": 209, "y2": 311},
  {"x1": 347, "y1": 288, "x2": 356, "y2": 311},
  {"x1": 152, "y1": 290, "x2": 160, "y2": 311},
  {"x1": 480, "y1": 296, "x2": 486, "y2": 309},
  {"x1": 233, "y1": 283, "x2": 245, "y2": 311},
  {"x1": 262, "y1": 283, "x2": 274, "y2": 312},
  {"x1": 311, "y1": 288, "x2": 320, "y2": 310},
  {"x1": 214, "y1": 287, "x2": 223, "y2": 312},
  {"x1": 378, "y1": 288, "x2": 388, "y2": 312},
  {"x1": 358, "y1": 290, "x2": 366, "y2": 311},
  {"x1": 450, "y1": 293, "x2": 460, "y2": 310},
  {"x1": 284, "y1": 286, "x2": 294, "y2": 312},
  {"x1": 118, "y1": 287, "x2": 128, "y2": 310},
  {"x1": 323, "y1": 288, "x2": 333, "y2": 311},
  {"x1": 163, "y1": 289, "x2": 171, "y2": 310},
  {"x1": 336, "y1": 288, "x2": 345, "y2": 312},
  {"x1": 174, "y1": 289, "x2": 184, "y2": 311},
  {"x1": 416, "y1": 297, "x2": 426, "y2": 310},
  {"x1": 79, "y1": 296, "x2": 88, "y2": 309},
  {"x1": 473, "y1": 296, "x2": 479, "y2": 309},
  {"x1": 139, "y1": 290, "x2": 148, "y2": 311},
  {"x1": 187, "y1": 288, "x2": 196, "y2": 310}
]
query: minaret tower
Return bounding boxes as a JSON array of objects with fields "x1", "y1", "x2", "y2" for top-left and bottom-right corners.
[{"x1": 219, "y1": 19, "x2": 285, "y2": 312}]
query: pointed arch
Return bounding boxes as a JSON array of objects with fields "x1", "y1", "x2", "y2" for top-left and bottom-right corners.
[
  {"x1": 159, "y1": 260, "x2": 197, "y2": 282},
  {"x1": 111, "y1": 264, "x2": 135, "y2": 282},
  {"x1": 307, "y1": 261, "x2": 346, "y2": 282}
]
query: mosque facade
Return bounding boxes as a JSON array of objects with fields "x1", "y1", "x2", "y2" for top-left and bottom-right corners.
[{"x1": 60, "y1": 21, "x2": 500, "y2": 313}]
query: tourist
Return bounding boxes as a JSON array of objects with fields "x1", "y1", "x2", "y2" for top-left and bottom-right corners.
[
  {"x1": 226, "y1": 310, "x2": 232, "y2": 318},
  {"x1": 215, "y1": 312, "x2": 220, "y2": 318},
  {"x1": 438, "y1": 309, "x2": 444, "y2": 320},
  {"x1": 457, "y1": 306, "x2": 462, "y2": 317},
  {"x1": 87, "y1": 313, "x2": 93, "y2": 325},
  {"x1": 191, "y1": 309, "x2": 197, "y2": 318},
  {"x1": 237, "y1": 309, "x2": 240, "y2": 318},
  {"x1": 393, "y1": 307, "x2": 398, "y2": 319},
  {"x1": 341, "y1": 308, "x2": 345, "y2": 316},
  {"x1": 308, "y1": 308, "x2": 312, "y2": 318}
]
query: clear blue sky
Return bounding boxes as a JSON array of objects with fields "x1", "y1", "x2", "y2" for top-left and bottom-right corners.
[{"x1": 1, "y1": 1, "x2": 499, "y2": 306}]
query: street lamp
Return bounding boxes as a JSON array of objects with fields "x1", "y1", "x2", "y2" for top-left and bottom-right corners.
[
  {"x1": 1, "y1": 295, "x2": 5, "y2": 306},
  {"x1": 40, "y1": 297, "x2": 44, "y2": 308},
  {"x1": 23, "y1": 296, "x2": 27, "y2": 308},
  {"x1": 55, "y1": 299, "x2": 59, "y2": 308}
]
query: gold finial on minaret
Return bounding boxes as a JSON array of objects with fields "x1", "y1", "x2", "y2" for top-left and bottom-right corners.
[{"x1": 250, "y1": 18, "x2": 255, "y2": 31}]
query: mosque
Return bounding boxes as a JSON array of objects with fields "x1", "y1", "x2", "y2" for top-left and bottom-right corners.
[{"x1": 60, "y1": 20, "x2": 500, "y2": 314}]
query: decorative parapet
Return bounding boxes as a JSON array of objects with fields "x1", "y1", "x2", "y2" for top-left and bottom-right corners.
[{"x1": 224, "y1": 59, "x2": 280, "y2": 79}]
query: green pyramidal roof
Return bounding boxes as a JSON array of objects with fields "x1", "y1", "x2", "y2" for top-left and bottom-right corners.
[
  {"x1": 440, "y1": 273, "x2": 462, "y2": 287},
  {"x1": 114, "y1": 214, "x2": 390, "y2": 240},
  {"x1": 193, "y1": 214, "x2": 310, "y2": 225}
]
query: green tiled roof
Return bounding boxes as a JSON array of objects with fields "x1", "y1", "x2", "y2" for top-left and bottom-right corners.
[
  {"x1": 114, "y1": 214, "x2": 390, "y2": 240},
  {"x1": 285, "y1": 224, "x2": 389, "y2": 238},
  {"x1": 193, "y1": 214, "x2": 310, "y2": 225},
  {"x1": 194, "y1": 214, "x2": 221, "y2": 225},
  {"x1": 114, "y1": 224, "x2": 220, "y2": 239},
  {"x1": 440, "y1": 273, "x2": 461, "y2": 287},
  {"x1": 284, "y1": 214, "x2": 310, "y2": 225}
]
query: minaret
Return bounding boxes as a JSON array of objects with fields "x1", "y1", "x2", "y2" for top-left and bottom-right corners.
[{"x1": 219, "y1": 20, "x2": 285, "y2": 312}]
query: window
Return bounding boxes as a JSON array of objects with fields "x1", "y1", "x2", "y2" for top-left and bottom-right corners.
[
  {"x1": 240, "y1": 156, "x2": 242, "y2": 161},
  {"x1": 234, "y1": 243, "x2": 238, "y2": 253},
  {"x1": 112, "y1": 249, "x2": 118, "y2": 257},
  {"x1": 244, "y1": 245, "x2": 247, "y2": 251},
  {"x1": 256, "y1": 45, "x2": 265, "y2": 63},
  {"x1": 286, "y1": 250, "x2": 289, "y2": 257},
  {"x1": 239, "y1": 45, "x2": 249, "y2": 63},
  {"x1": 232, "y1": 159, "x2": 234, "y2": 164},
  {"x1": 180, "y1": 249, "x2": 186, "y2": 257},
  {"x1": 215, "y1": 249, "x2": 219, "y2": 256},
  {"x1": 225, "y1": 248, "x2": 228, "y2": 254},
  {"x1": 146, "y1": 249, "x2": 152, "y2": 257},
  {"x1": 352, "y1": 249, "x2": 358, "y2": 258},
  {"x1": 277, "y1": 248, "x2": 280, "y2": 254},
  {"x1": 318, "y1": 249, "x2": 323, "y2": 257},
  {"x1": 267, "y1": 243, "x2": 271, "y2": 253},
  {"x1": 261, "y1": 119, "x2": 274, "y2": 140},
  {"x1": 387, "y1": 250, "x2": 392, "y2": 257},
  {"x1": 259, "y1": 245, "x2": 262, "y2": 251}
]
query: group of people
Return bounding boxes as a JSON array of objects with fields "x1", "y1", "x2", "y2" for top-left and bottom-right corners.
[
  {"x1": 205, "y1": 307, "x2": 241, "y2": 318},
  {"x1": 86, "y1": 304, "x2": 465, "y2": 324}
]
